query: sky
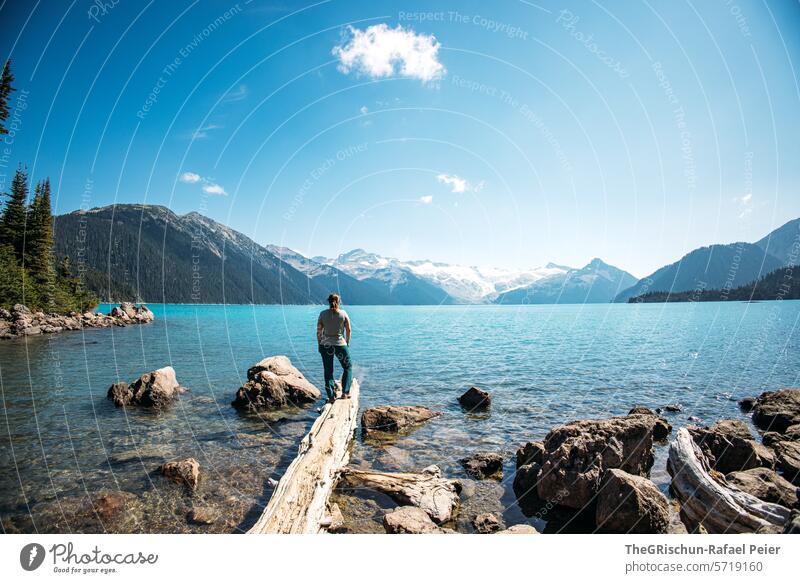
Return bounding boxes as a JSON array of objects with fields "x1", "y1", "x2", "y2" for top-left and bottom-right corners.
[{"x1": 1, "y1": 0, "x2": 799, "y2": 278}]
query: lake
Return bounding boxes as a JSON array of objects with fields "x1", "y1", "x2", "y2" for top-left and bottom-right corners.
[{"x1": 1, "y1": 301, "x2": 798, "y2": 533}]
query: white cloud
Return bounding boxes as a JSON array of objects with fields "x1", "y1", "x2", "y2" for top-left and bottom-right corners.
[
  {"x1": 203, "y1": 183, "x2": 228, "y2": 196},
  {"x1": 180, "y1": 172, "x2": 201, "y2": 184},
  {"x1": 735, "y1": 192, "x2": 753, "y2": 219},
  {"x1": 333, "y1": 24, "x2": 445, "y2": 83},
  {"x1": 437, "y1": 173, "x2": 468, "y2": 193},
  {"x1": 419, "y1": 195, "x2": 433, "y2": 204},
  {"x1": 223, "y1": 84, "x2": 248, "y2": 103},
  {"x1": 360, "y1": 105, "x2": 369, "y2": 115},
  {"x1": 192, "y1": 124, "x2": 222, "y2": 139}
]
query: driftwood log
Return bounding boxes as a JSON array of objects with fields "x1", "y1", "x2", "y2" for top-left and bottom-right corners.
[
  {"x1": 340, "y1": 465, "x2": 461, "y2": 523},
  {"x1": 247, "y1": 379, "x2": 360, "y2": 534},
  {"x1": 667, "y1": 428, "x2": 790, "y2": 533}
]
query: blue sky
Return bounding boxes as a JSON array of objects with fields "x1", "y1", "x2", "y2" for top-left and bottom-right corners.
[{"x1": 1, "y1": 0, "x2": 798, "y2": 277}]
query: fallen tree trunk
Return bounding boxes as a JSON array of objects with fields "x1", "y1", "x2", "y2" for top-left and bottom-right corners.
[
  {"x1": 247, "y1": 379, "x2": 360, "y2": 534},
  {"x1": 667, "y1": 428, "x2": 790, "y2": 533},
  {"x1": 340, "y1": 465, "x2": 461, "y2": 524}
]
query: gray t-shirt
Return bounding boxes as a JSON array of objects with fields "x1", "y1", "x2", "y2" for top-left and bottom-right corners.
[{"x1": 318, "y1": 308, "x2": 349, "y2": 346}]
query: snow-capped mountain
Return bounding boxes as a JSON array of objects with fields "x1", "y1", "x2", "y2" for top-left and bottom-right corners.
[{"x1": 317, "y1": 249, "x2": 573, "y2": 303}]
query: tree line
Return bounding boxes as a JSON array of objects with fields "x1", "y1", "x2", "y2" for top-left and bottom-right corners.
[{"x1": 0, "y1": 60, "x2": 96, "y2": 312}]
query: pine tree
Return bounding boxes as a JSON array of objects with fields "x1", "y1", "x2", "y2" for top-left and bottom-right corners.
[
  {"x1": 0, "y1": 60, "x2": 14, "y2": 136},
  {"x1": 0, "y1": 165, "x2": 29, "y2": 259},
  {"x1": 27, "y1": 179, "x2": 56, "y2": 308}
]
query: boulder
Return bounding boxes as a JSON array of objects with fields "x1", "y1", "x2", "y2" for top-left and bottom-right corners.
[
  {"x1": 495, "y1": 524, "x2": 539, "y2": 534},
  {"x1": 752, "y1": 389, "x2": 800, "y2": 432},
  {"x1": 459, "y1": 386, "x2": 491, "y2": 410},
  {"x1": 774, "y1": 440, "x2": 800, "y2": 485},
  {"x1": 231, "y1": 356, "x2": 321, "y2": 411},
  {"x1": 662, "y1": 404, "x2": 682, "y2": 413},
  {"x1": 383, "y1": 506, "x2": 444, "y2": 534},
  {"x1": 689, "y1": 419, "x2": 774, "y2": 473},
  {"x1": 725, "y1": 467, "x2": 799, "y2": 508},
  {"x1": 160, "y1": 457, "x2": 200, "y2": 491},
  {"x1": 628, "y1": 406, "x2": 672, "y2": 440},
  {"x1": 107, "y1": 366, "x2": 184, "y2": 408},
  {"x1": 472, "y1": 513, "x2": 504, "y2": 533},
  {"x1": 516, "y1": 441, "x2": 544, "y2": 469},
  {"x1": 513, "y1": 462, "x2": 542, "y2": 502},
  {"x1": 361, "y1": 405, "x2": 439, "y2": 435},
  {"x1": 536, "y1": 415, "x2": 656, "y2": 510},
  {"x1": 739, "y1": 397, "x2": 756, "y2": 412},
  {"x1": 120, "y1": 302, "x2": 137, "y2": 318},
  {"x1": 460, "y1": 452, "x2": 503, "y2": 480},
  {"x1": 595, "y1": 469, "x2": 670, "y2": 533}
]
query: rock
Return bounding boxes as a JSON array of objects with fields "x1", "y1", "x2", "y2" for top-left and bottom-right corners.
[
  {"x1": 383, "y1": 506, "x2": 444, "y2": 534},
  {"x1": 231, "y1": 356, "x2": 321, "y2": 411},
  {"x1": 107, "y1": 366, "x2": 184, "y2": 408},
  {"x1": 739, "y1": 397, "x2": 756, "y2": 412},
  {"x1": 725, "y1": 467, "x2": 799, "y2": 508},
  {"x1": 460, "y1": 452, "x2": 503, "y2": 479},
  {"x1": 763, "y1": 431, "x2": 786, "y2": 448},
  {"x1": 326, "y1": 503, "x2": 346, "y2": 533},
  {"x1": 513, "y1": 462, "x2": 542, "y2": 501},
  {"x1": 120, "y1": 302, "x2": 137, "y2": 318},
  {"x1": 753, "y1": 389, "x2": 800, "y2": 433},
  {"x1": 536, "y1": 415, "x2": 656, "y2": 510},
  {"x1": 361, "y1": 405, "x2": 439, "y2": 435},
  {"x1": 188, "y1": 506, "x2": 219, "y2": 525},
  {"x1": 459, "y1": 386, "x2": 491, "y2": 410},
  {"x1": 595, "y1": 469, "x2": 670, "y2": 533},
  {"x1": 516, "y1": 441, "x2": 544, "y2": 469},
  {"x1": 472, "y1": 513, "x2": 504, "y2": 533},
  {"x1": 23, "y1": 326, "x2": 41, "y2": 335},
  {"x1": 160, "y1": 458, "x2": 200, "y2": 491},
  {"x1": 663, "y1": 404, "x2": 683, "y2": 413},
  {"x1": 92, "y1": 490, "x2": 138, "y2": 522},
  {"x1": 689, "y1": 419, "x2": 775, "y2": 473},
  {"x1": 785, "y1": 510, "x2": 800, "y2": 534},
  {"x1": 774, "y1": 440, "x2": 800, "y2": 485},
  {"x1": 628, "y1": 407, "x2": 672, "y2": 440},
  {"x1": 495, "y1": 524, "x2": 539, "y2": 534}
]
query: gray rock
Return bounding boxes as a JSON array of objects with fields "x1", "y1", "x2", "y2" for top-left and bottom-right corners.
[
  {"x1": 495, "y1": 524, "x2": 539, "y2": 534},
  {"x1": 689, "y1": 419, "x2": 775, "y2": 473},
  {"x1": 774, "y1": 440, "x2": 800, "y2": 485},
  {"x1": 725, "y1": 467, "x2": 799, "y2": 508},
  {"x1": 361, "y1": 405, "x2": 439, "y2": 435},
  {"x1": 595, "y1": 468, "x2": 670, "y2": 533},
  {"x1": 231, "y1": 356, "x2": 321, "y2": 411},
  {"x1": 753, "y1": 389, "x2": 800, "y2": 433},
  {"x1": 107, "y1": 366, "x2": 185, "y2": 408},
  {"x1": 383, "y1": 506, "x2": 444, "y2": 534}
]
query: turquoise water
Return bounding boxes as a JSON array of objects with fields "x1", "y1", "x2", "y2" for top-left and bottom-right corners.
[{"x1": 1, "y1": 301, "x2": 799, "y2": 533}]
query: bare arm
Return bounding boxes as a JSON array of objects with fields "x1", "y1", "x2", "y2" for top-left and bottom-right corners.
[{"x1": 344, "y1": 317, "x2": 351, "y2": 345}]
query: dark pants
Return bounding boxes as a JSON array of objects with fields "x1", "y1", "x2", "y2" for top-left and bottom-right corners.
[{"x1": 318, "y1": 344, "x2": 352, "y2": 397}]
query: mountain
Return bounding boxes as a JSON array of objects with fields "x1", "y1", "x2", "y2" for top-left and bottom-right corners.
[
  {"x1": 494, "y1": 258, "x2": 638, "y2": 304},
  {"x1": 54, "y1": 205, "x2": 331, "y2": 304},
  {"x1": 755, "y1": 218, "x2": 800, "y2": 266},
  {"x1": 321, "y1": 249, "x2": 568, "y2": 303},
  {"x1": 629, "y1": 265, "x2": 799, "y2": 302},
  {"x1": 614, "y1": 242, "x2": 784, "y2": 302}
]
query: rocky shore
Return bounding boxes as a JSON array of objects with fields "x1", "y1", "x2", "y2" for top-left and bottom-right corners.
[{"x1": 0, "y1": 302, "x2": 154, "y2": 339}]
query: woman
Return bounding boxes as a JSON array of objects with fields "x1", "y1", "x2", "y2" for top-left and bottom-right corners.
[{"x1": 316, "y1": 293, "x2": 352, "y2": 402}]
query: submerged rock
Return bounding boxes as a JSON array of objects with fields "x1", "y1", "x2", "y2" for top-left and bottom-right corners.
[
  {"x1": 460, "y1": 452, "x2": 503, "y2": 480},
  {"x1": 188, "y1": 506, "x2": 220, "y2": 525},
  {"x1": 689, "y1": 419, "x2": 774, "y2": 473},
  {"x1": 160, "y1": 458, "x2": 201, "y2": 491},
  {"x1": 383, "y1": 506, "x2": 445, "y2": 534},
  {"x1": 472, "y1": 513, "x2": 504, "y2": 533},
  {"x1": 536, "y1": 415, "x2": 656, "y2": 510},
  {"x1": 231, "y1": 356, "x2": 321, "y2": 411},
  {"x1": 459, "y1": 386, "x2": 491, "y2": 410},
  {"x1": 107, "y1": 366, "x2": 185, "y2": 409},
  {"x1": 361, "y1": 405, "x2": 439, "y2": 435},
  {"x1": 595, "y1": 468, "x2": 670, "y2": 533},
  {"x1": 725, "y1": 467, "x2": 799, "y2": 508},
  {"x1": 91, "y1": 490, "x2": 138, "y2": 522},
  {"x1": 752, "y1": 389, "x2": 800, "y2": 433}
]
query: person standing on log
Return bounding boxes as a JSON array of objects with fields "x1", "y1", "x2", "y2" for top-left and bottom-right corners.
[{"x1": 316, "y1": 293, "x2": 352, "y2": 403}]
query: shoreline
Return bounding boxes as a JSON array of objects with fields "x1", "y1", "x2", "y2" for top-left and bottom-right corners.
[{"x1": 0, "y1": 302, "x2": 155, "y2": 340}]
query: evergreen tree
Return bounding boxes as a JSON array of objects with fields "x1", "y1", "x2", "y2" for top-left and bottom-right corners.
[
  {"x1": 27, "y1": 178, "x2": 56, "y2": 304},
  {"x1": 0, "y1": 60, "x2": 14, "y2": 136},
  {"x1": 0, "y1": 165, "x2": 29, "y2": 259}
]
